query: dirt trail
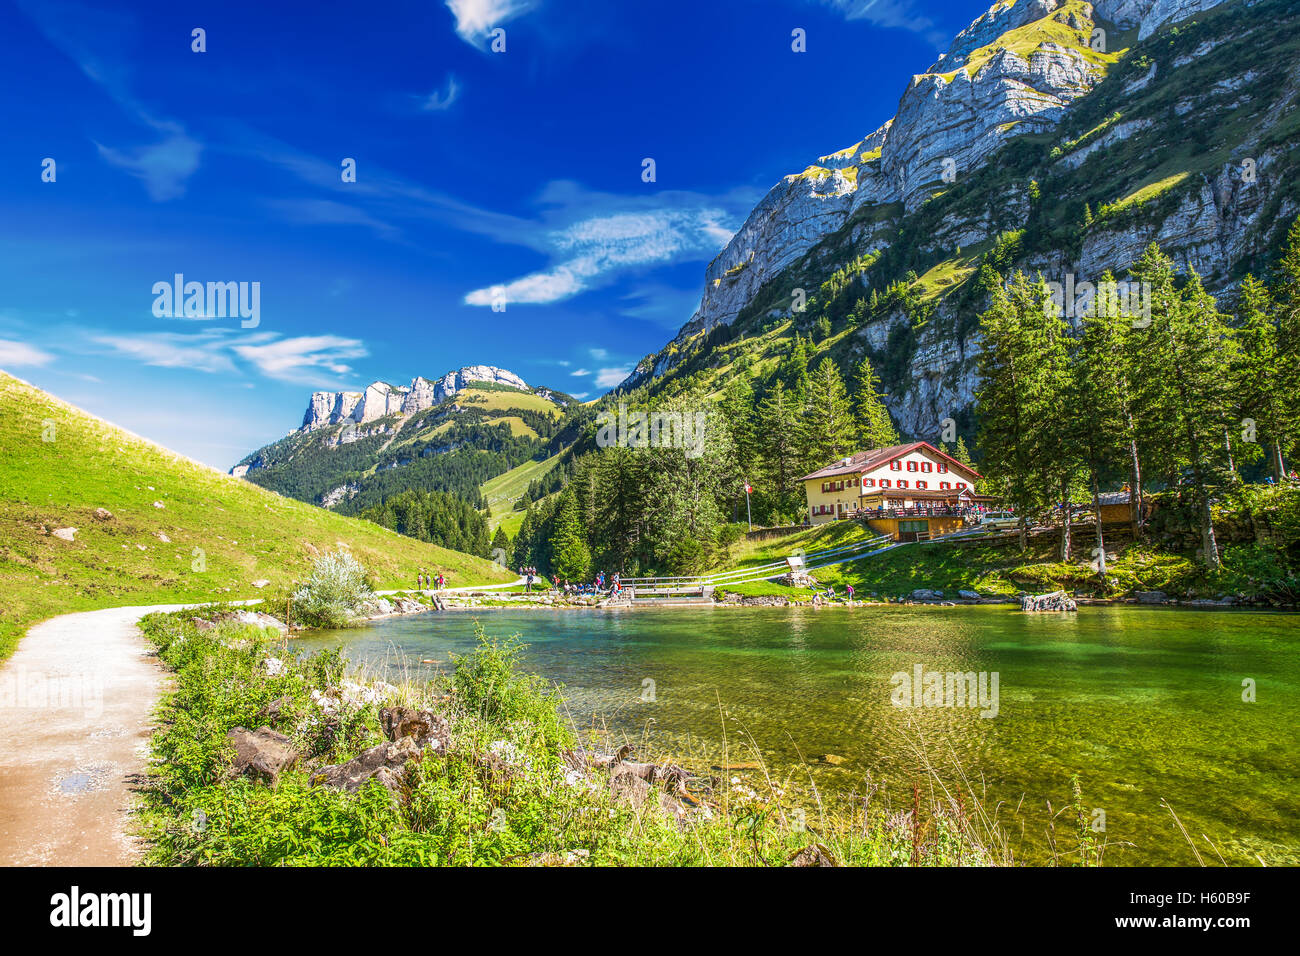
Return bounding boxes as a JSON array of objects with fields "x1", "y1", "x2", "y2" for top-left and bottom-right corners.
[{"x1": 0, "y1": 604, "x2": 187, "y2": 866}]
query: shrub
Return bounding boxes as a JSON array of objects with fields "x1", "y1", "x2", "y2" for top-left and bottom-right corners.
[{"x1": 292, "y1": 550, "x2": 374, "y2": 628}]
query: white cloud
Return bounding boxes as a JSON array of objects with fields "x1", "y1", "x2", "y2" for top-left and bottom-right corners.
[
  {"x1": 232, "y1": 334, "x2": 368, "y2": 383},
  {"x1": 95, "y1": 121, "x2": 202, "y2": 201},
  {"x1": 419, "y1": 75, "x2": 461, "y2": 111},
  {"x1": 92, "y1": 332, "x2": 235, "y2": 373},
  {"x1": 570, "y1": 367, "x2": 590, "y2": 377},
  {"x1": 445, "y1": 0, "x2": 536, "y2": 47},
  {"x1": 89, "y1": 329, "x2": 367, "y2": 387},
  {"x1": 816, "y1": 0, "x2": 946, "y2": 46},
  {"x1": 0, "y1": 338, "x2": 54, "y2": 367},
  {"x1": 463, "y1": 183, "x2": 752, "y2": 307},
  {"x1": 594, "y1": 367, "x2": 631, "y2": 389}
]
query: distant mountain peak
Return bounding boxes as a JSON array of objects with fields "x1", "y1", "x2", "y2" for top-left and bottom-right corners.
[{"x1": 300, "y1": 365, "x2": 529, "y2": 431}]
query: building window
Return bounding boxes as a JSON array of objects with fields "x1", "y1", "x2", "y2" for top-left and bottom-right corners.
[
  {"x1": 938, "y1": 463, "x2": 948, "y2": 474},
  {"x1": 906, "y1": 461, "x2": 917, "y2": 472},
  {"x1": 921, "y1": 462, "x2": 932, "y2": 473},
  {"x1": 956, "y1": 482, "x2": 967, "y2": 490},
  {"x1": 917, "y1": 480, "x2": 927, "y2": 489},
  {"x1": 889, "y1": 460, "x2": 901, "y2": 471},
  {"x1": 898, "y1": 480, "x2": 908, "y2": 489},
  {"x1": 863, "y1": 477, "x2": 875, "y2": 487},
  {"x1": 940, "y1": 481, "x2": 950, "y2": 490},
  {"x1": 835, "y1": 480, "x2": 844, "y2": 491},
  {"x1": 880, "y1": 479, "x2": 891, "y2": 488}
]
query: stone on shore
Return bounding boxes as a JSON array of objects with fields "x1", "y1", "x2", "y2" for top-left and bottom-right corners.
[
  {"x1": 1020, "y1": 590, "x2": 1078, "y2": 612},
  {"x1": 226, "y1": 726, "x2": 299, "y2": 784}
]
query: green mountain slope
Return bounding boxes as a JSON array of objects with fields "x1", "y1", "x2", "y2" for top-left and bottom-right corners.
[
  {"x1": 624, "y1": 0, "x2": 1300, "y2": 442},
  {"x1": 235, "y1": 382, "x2": 577, "y2": 514},
  {"x1": 0, "y1": 372, "x2": 513, "y2": 659}
]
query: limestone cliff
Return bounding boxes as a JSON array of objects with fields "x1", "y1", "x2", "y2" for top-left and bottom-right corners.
[{"x1": 300, "y1": 366, "x2": 529, "y2": 431}]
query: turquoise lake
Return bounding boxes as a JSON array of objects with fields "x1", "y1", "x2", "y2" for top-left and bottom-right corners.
[{"x1": 295, "y1": 604, "x2": 1300, "y2": 866}]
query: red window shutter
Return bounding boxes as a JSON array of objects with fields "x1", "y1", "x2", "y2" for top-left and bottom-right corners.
[
  {"x1": 957, "y1": 482, "x2": 967, "y2": 490},
  {"x1": 918, "y1": 481, "x2": 927, "y2": 489},
  {"x1": 907, "y1": 461, "x2": 917, "y2": 472}
]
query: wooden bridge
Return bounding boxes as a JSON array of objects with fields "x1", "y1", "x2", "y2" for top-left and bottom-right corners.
[{"x1": 609, "y1": 532, "x2": 900, "y2": 606}]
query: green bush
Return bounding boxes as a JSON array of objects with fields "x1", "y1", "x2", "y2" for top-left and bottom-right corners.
[{"x1": 292, "y1": 550, "x2": 374, "y2": 628}]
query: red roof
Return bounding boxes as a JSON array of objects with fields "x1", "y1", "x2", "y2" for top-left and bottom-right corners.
[{"x1": 799, "y1": 441, "x2": 982, "y2": 482}]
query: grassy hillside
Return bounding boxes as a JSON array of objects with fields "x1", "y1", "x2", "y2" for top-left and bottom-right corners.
[
  {"x1": 0, "y1": 372, "x2": 514, "y2": 659},
  {"x1": 481, "y1": 453, "x2": 562, "y2": 535}
]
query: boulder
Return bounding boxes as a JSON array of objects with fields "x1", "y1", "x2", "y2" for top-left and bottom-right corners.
[
  {"x1": 51, "y1": 527, "x2": 77, "y2": 542},
  {"x1": 1020, "y1": 590, "x2": 1078, "y2": 612},
  {"x1": 311, "y1": 736, "x2": 422, "y2": 792},
  {"x1": 195, "y1": 610, "x2": 289, "y2": 634},
  {"x1": 378, "y1": 706, "x2": 450, "y2": 755},
  {"x1": 251, "y1": 579, "x2": 270, "y2": 589},
  {"x1": 227, "y1": 726, "x2": 298, "y2": 784},
  {"x1": 255, "y1": 696, "x2": 295, "y2": 728},
  {"x1": 958, "y1": 589, "x2": 980, "y2": 600},
  {"x1": 93, "y1": 508, "x2": 113, "y2": 521},
  {"x1": 790, "y1": 843, "x2": 836, "y2": 867},
  {"x1": 911, "y1": 588, "x2": 944, "y2": 601},
  {"x1": 1134, "y1": 590, "x2": 1168, "y2": 604}
]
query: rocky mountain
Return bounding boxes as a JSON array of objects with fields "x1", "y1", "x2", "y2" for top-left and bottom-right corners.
[
  {"x1": 300, "y1": 365, "x2": 529, "y2": 431},
  {"x1": 622, "y1": 0, "x2": 1296, "y2": 440},
  {"x1": 232, "y1": 367, "x2": 581, "y2": 515}
]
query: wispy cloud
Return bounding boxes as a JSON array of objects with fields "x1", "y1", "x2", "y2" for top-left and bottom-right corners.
[
  {"x1": 95, "y1": 120, "x2": 202, "y2": 201},
  {"x1": 594, "y1": 367, "x2": 631, "y2": 389},
  {"x1": 419, "y1": 74, "x2": 462, "y2": 111},
  {"x1": 815, "y1": 0, "x2": 947, "y2": 47},
  {"x1": 232, "y1": 334, "x2": 368, "y2": 382},
  {"x1": 264, "y1": 198, "x2": 399, "y2": 237},
  {"x1": 570, "y1": 367, "x2": 590, "y2": 377},
  {"x1": 445, "y1": 0, "x2": 537, "y2": 47},
  {"x1": 88, "y1": 329, "x2": 368, "y2": 387},
  {"x1": 18, "y1": 0, "x2": 204, "y2": 200},
  {"x1": 0, "y1": 339, "x2": 54, "y2": 368},
  {"x1": 464, "y1": 181, "x2": 752, "y2": 307}
]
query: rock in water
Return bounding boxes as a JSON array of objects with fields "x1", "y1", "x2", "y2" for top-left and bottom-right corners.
[{"x1": 1020, "y1": 590, "x2": 1078, "y2": 612}]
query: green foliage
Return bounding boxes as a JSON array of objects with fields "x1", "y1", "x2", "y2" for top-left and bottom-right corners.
[
  {"x1": 360, "y1": 488, "x2": 491, "y2": 557},
  {"x1": 137, "y1": 612, "x2": 1001, "y2": 867},
  {"x1": 292, "y1": 550, "x2": 375, "y2": 628}
]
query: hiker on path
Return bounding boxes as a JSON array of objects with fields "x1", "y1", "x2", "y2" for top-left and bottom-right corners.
[{"x1": 846, "y1": 584, "x2": 855, "y2": 605}]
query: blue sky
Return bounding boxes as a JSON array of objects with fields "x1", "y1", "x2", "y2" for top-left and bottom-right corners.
[{"x1": 1, "y1": 0, "x2": 983, "y2": 468}]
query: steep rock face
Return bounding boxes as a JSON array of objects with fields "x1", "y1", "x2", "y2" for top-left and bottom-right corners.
[
  {"x1": 653, "y1": 0, "x2": 1118, "y2": 357},
  {"x1": 299, "y1": 365, "x2": 529, "y2": 431},
  {"x1": 632, "y1": 0, "x2": 1235, "y2": 393}
]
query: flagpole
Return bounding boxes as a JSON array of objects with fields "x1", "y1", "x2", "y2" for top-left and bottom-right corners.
[{"x1": 744, "y1": 480, "x2": 752, "y2": 531}]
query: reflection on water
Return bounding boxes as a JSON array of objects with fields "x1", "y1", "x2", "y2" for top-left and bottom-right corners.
[{"x1": 295, "y1": 604, "x2": 1300, "y2": 866}]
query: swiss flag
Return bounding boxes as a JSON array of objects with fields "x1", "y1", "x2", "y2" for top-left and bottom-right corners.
[{"x1": 744, "y1": 483, "x2": 753, "y2": 494}]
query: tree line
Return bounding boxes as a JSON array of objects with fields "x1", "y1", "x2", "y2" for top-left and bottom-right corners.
[{"x1": 975, "y1": 220, "x2": 1300, "y2": 571}]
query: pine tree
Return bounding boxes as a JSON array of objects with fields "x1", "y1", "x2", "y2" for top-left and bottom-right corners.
[
  {"x1": 1234, "y1": 275, "x2": 1286, "y2": 480},
  {"x1": 490, "y1": 525, "x2": 511, "y2": 563},
  {"x1": 1130, "y1": 246, "x2": 1238, "y2": 568},
  {"x1": 1074, "y1": 273, "x2": 1132, "y2": 578},
  {"x1": 853, "y1": 355, "x2": 900, "y2": 449},
  {"x1": 548, "y1": 490, "x2": 591, "y2": 581},
  {"x1": 975, "y1": 272, "x2": 1054, "y2": 550},
  {"x1": 805, "y1": 357, "x2": 857, "y2": 465},
  {"x1": 757, "y1": 380, "x2": 802, "y2": 521}
]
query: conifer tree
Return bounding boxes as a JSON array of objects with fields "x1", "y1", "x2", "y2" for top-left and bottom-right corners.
[
  {"x1": 853, "y1": 355, "x2": 900, "y2": 449},
  {"x1": 805, "y1": 357, "x2": 857, "y2": 465},
  {"x1": 548, "y1": 490, "x2": 591, "y2": 581}
]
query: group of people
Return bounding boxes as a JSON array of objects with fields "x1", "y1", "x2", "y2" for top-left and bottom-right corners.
[
  {"x1": 415, "y1": 568, "x2": 446, "y2": 590},
  {"x1": 520, "y1": 566, "x2": 540, "y2": 591},
  {"x1": 812, "y1": 583, "x2": 856, "y2": 605}
]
